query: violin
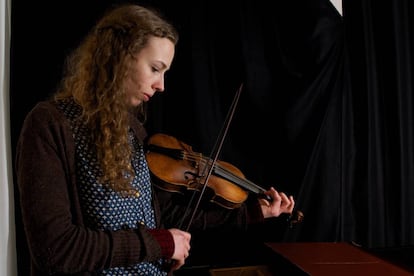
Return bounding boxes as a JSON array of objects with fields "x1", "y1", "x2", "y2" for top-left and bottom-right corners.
[
  {"x1": 146, "y1": 133, "x2": 254, "y2": 209},
  {"x1": 145, "y1": 133, "x2": 304, "y2": 225}
]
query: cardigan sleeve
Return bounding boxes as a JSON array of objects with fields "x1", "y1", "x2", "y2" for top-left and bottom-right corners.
[{"x1": 154, "y1": 185, "x2": 264, "y2": 232}]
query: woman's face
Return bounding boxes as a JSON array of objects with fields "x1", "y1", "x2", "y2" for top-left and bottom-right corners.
[{"x1": 124, "y1": 36, "x2": 175, "y2": 107}]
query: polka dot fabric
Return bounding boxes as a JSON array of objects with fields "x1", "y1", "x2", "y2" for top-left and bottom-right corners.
[{"x1": 58, "y1": 100, "x2": 167, "y2": 275}]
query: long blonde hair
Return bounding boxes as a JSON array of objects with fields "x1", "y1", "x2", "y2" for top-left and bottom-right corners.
[{"x1": 55, "y1": 4, "x2": 178, "y2": 195}]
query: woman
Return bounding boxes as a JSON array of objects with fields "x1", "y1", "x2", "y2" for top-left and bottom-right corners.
[
  {"x1": 15, "y1": 3, "x2": 295, "y2": 275},
  {"x1": 15, "y1": 4, "x2": 190, "y2": 275}
]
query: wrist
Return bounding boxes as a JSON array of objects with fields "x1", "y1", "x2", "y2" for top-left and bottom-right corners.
[{"x1": 148, "y1": 229, "x2": 174, "y2": 258}]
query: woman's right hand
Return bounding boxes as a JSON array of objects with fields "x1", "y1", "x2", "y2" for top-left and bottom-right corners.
[{"x1": 168, "y1": 228, "x2": 191, "y2": 270}]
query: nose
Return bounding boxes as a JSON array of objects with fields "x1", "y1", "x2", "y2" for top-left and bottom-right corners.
[{"x1": 153, "y1": 75, "x2": 165, "y2": 92}]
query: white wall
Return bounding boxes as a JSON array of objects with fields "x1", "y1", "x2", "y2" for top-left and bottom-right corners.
[
  {"x1": 331, "y1": 0, "x2": 342, "y2": 15},
  {"x1": 1, "y1": 0, "x2": 17, "y2": 274}
]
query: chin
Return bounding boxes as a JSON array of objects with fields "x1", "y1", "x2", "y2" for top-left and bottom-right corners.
[{"x1": 130, "y1": 99, "x2": 143, "y2": 107}]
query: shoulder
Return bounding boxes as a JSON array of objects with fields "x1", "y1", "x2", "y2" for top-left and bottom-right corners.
[
  {"x1": 22, "y1": 100, "x2": 75, "y2": 130},
  {"x1": 19, "y1": 100, "x2": 72, "y2": 142},
  {"x1": 16, "y1": 100, "x2": 76, "y2": 170},
  {"x1": 24, "y1": 101, "x2": 64, "y2": 123}
]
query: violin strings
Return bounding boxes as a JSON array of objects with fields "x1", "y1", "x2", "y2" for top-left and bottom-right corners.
[{"x1": 180, "y1": 151, "x2": 266, "y2": 194}]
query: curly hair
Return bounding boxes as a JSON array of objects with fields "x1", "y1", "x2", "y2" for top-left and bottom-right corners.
[{"x1": 54, "y1": 4, "x2": 178, "y2": 195}]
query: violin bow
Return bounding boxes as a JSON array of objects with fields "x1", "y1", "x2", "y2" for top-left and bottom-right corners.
[{"x1": 182, "y1": 83, "x2": 243, "y2": 231}]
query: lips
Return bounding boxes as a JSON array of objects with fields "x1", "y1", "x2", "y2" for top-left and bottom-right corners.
[{"x1": 143, "y1": 93, "x2": 151, "y2": 102}]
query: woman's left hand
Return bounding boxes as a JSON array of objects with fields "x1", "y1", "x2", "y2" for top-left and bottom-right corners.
[{"x1": 259, "y1": 187, "x2": 295, "y2": 218}]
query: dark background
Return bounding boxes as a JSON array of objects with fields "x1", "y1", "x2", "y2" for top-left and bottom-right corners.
[{"x1": 10, "y1": 0, "x2": 414, "y2": 274}]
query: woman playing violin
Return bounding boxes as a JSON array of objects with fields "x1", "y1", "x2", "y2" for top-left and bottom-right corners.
[
  {"x1": 15, "y1": 3, "x2": 294, "y2": 276},
  {"x1": 15, "y1": 4, "x2": 190, "y2": 275}
]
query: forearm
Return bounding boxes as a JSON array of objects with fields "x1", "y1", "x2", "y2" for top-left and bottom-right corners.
[{"x1": 155, "y1": 188, "x2": 264, "y2": 231}]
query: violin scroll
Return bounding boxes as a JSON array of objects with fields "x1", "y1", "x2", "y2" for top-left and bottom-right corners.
[{"x1": 288, "y1": 210, "x2": 304, "y2": 228}]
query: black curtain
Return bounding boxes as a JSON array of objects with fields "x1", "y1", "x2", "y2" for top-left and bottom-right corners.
[
  {"x1": 145, "y1": 0, "x2": 351, "y2": 244},
  {"x1": 10, "y1": 0, "x2": 414, "y2": 274},
  {"x1": 344, "y1": 0, "x2": 414, "y2": 248},
  {"x1": 143, "y1": 0, "x2": 353, "y2": 266}
]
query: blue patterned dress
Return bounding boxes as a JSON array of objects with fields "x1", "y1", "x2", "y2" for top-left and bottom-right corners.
[{"x1": 59, "y1": 100, "x2": 167, "y2": 275}]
